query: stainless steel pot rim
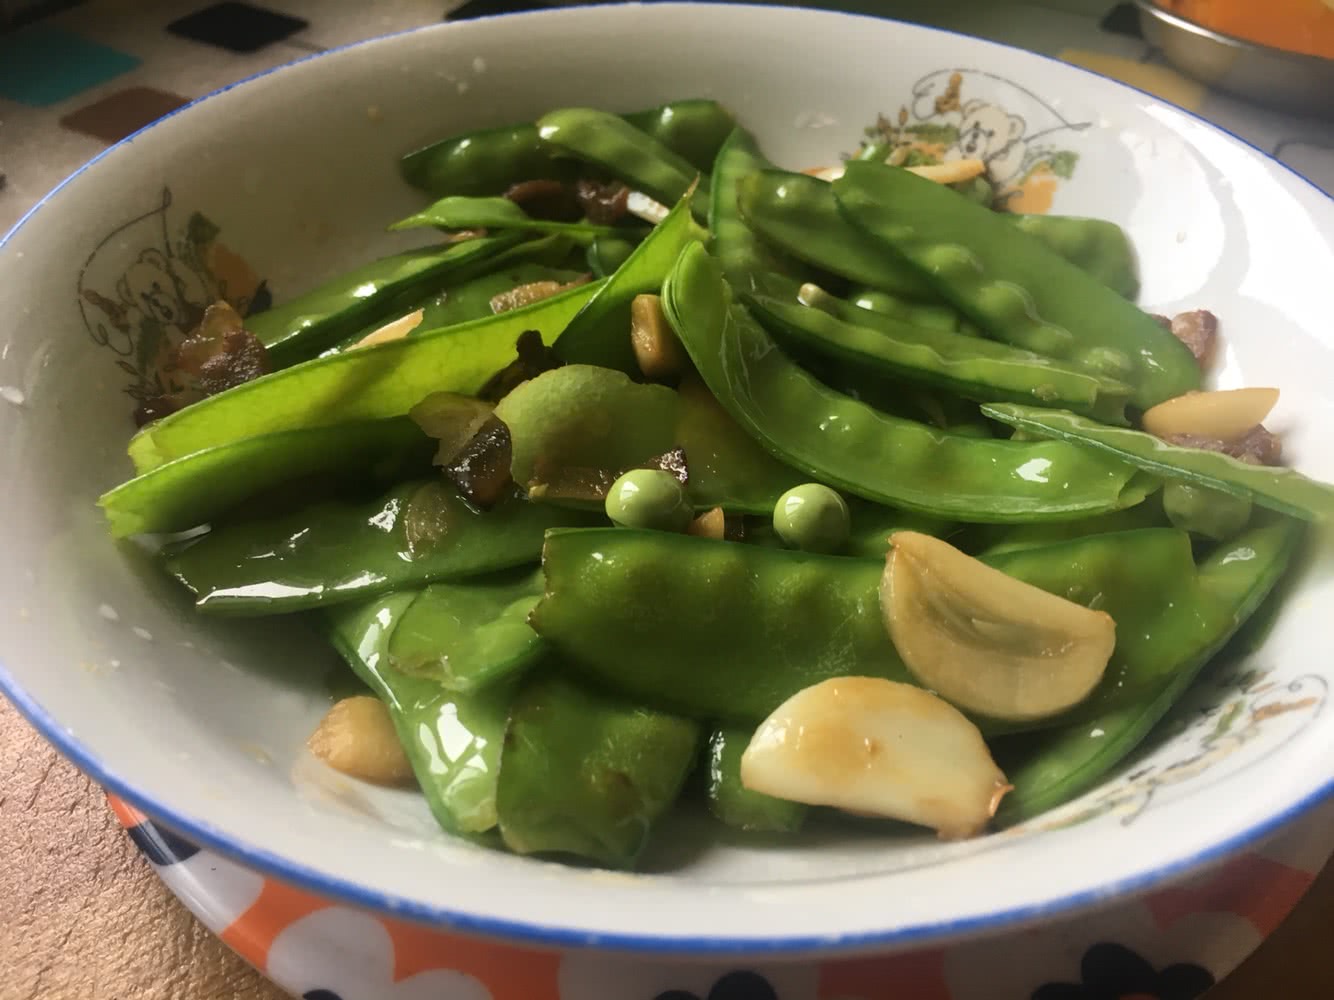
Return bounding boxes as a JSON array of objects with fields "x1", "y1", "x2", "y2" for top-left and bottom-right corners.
[{"x1": 1134, "y1": 0, "x2": 1334, "y2": 67}]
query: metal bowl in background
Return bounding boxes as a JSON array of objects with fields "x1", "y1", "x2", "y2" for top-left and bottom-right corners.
[{"x1": 1136, "y1": 0, "x2": 1334, "y2": 118}]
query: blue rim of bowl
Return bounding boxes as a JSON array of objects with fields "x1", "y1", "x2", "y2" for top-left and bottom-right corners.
[{"x1": 2, "y1": 2, "x2": 1333, "y2": 956}]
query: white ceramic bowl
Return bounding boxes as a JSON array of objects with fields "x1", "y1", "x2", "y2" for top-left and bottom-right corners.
[{"x1": 2, "y1": 2, "x2": 1333, "y2": 958}]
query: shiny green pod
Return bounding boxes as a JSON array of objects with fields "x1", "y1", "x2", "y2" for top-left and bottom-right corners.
[
  {"x1": 390, "y1": 195, "x2": 631, "y2": 238},
  {"x1": 707, "y1": 128, "x2": 803, "y2": 290},
  {"x1": 706, "y1": 727, "x2": 807, "y2": 833}
]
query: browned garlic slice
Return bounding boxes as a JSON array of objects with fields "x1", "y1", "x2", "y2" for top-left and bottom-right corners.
[
  {"x1": 308, "y1": 696, "x2": 413, "y2": 786},
  {"x1": 740, "y1": 677, "x2": 1009, "y2": 839},
  {"x1": 881, "y1": 531, "x2": 1116, "y2": 722},
  {"x1": 630, "y1": 293, "x2": 688, "y2": 379},
  {"x1": 1141, "y1": 387, "x2": 1279, "y2": 443},
  {"x1": 351, "y1": 308, "x2": 424, "y2": 350},
  {"x1": 803, "y1": 158, "x2": 986, "y2": 185}
]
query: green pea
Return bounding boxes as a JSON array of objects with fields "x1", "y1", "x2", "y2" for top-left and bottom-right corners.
[
  {"x1": 773, "y1": 483, "x2": 850, "y2": 553},
  {"x1": 1163, "y1": 481, "x2": 1252, "y2": 541},
  {"x1": 605, "y1": 469, "x2": 692, "y2": 532}
]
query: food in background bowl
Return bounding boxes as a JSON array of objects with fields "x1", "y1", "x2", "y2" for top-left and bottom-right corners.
[
  {"x1": 95, "y1": 96, "x2": 1334, "y2": 869},
  {"x1": 1162, "y1": 0, "x2": 1334, "y2": 59}
]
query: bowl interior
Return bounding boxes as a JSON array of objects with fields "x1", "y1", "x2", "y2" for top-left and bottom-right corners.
[{"x1": 2, "y1": 3, "x2": 1333, "y2": 953}]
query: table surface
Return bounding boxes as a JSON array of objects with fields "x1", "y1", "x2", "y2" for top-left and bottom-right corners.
[{"x1": 3, "y1": 1, "x2": 1332, "y2": 997}]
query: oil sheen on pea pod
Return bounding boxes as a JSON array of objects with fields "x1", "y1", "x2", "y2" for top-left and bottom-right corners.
[
  {"x1": 389, "y1": 195, "x2": 633, "y2": 238},
  {"x1": 737, "y1": 169, "x2": 937, "y2": 300},
  {"x1": 386, "y1": 566, "x2": 546, "y2": 693},
  {"x1": 164, "y1": 480, "x2": 601, "y2": 615},
  {"x1": 496, "y1": 672, "x2": 701, "y2": 869},
  {"x1": 1006, "y1": 214, "x2": 1140, "y2": 300},
  {"x1": 248, "y1": 235, "x2": 523, "y2": 368},
  {"x1": 831, "y1": 162, "x2": 1200, "y2": 409},
  {"x1": 554, "y1": 192, "x2": 700, "y2": 372},
  {"x1": 99, "y1": 416, "x2": 433, "y2": 538},
  {"x1": 493, "y1": 365, "x2": 679, "y2": 488},
  {"x1": 662, "y1": 243, "x2": 1154, "y2": 522},
  {"x1": 706, "y1": 726, "x2": 807, "y2": 833},
  {"x1": 745, "y1": 290, "x2": 1131, "y2": 420},
  {"x1": 982, "y1": 403, "x2": 1334, "y2": 522},
  {"x1": 536, "y1": 108, "x2": 709, "y2": 217},
  {"x1": 531, "y1": 525, "x2": 1259, "y2": 730},
  {"x1": 623, "y1": 99, "x2": 736, "y2": 173},
  {"x1": 707, "y1": 128, "x2": 805, "y2": 291},
  {"x1": 325, "y1": 591, "x2": 515, "y2": 836},
  {"x1": 127, "y1": 275, "x2": 603, "y2": 473},
  {"x1": 993, "y1": 514, "x2": 1301, "y2": 824}
]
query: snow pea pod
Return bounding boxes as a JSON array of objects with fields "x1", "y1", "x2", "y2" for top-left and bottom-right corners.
[
  {"x1": 994, "y1": 514, "x2": 1300, "y2": 824},
  {"x1": 706, "y1": 726, "x2": 806, "y2": 833},
  {"x1": 983, "y1": 403, "x2": 1334, "y2": 522},
  {"x1": 326, "y1": 591, "x2": 514, "y2": 835},
  {"x1": 623, "y1": 99, "x2": 735, "y2": 173},
  {"x1": 411, "y1": 261, "x2": 590, "y2": 332},
  {"x1": 533, "y1": 524, "x2": 1287, "y2": 731},
  {"x1": 662, "y1": 243, "x2": 1153, "y2": 522},
  {"x1": 165, "y1": 481, "x2": 600, "y2": 615},
  {"x1": 496, "y1": 672, "x2": 701, "y2": 869},
  {"x1": 537, "y1": 108, "x2": 709, "y2": 218},
  {"x1": 847, "y1": 285, "x2": 967, "y2": 333},
  {"x1": 708, "y1": 128, "x2": 802, "y2": 290},
  {"x1": 248, "y1": 235, "x2": 522, "y2": 368},
  {"x1": 554, "y1": 193, "x2": 700, "y2": 372},
  {"x1": 1007, "y1": 214, "x2": 1140, "y2": 300},
  {"x1": 128, "y1": 277, "x2": 603, "y2": 473},
  {"x1": 832, "y1": 162, "x2": 1200, "y2": 408},
  {"x1": 401, "y1": 123, "x2": 578, "y2": 198},
  {"x1": 745, "y1": 290, "x2": 1131, "y2": 419},
  {"x1": 737, "y1": 170, "x2": 937, "y2": 300},
  {"x1": 99, "y1": 417, "x2": 432, "y2": 538},
  {"x1": 386, "y1": 566, "x2": 546, "y2": 693},
  {"x1": 390, "y1": 195, "x2": 632, "y2": 238}
]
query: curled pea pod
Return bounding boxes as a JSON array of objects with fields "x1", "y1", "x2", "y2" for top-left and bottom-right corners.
[
  {"x1": 386, "y1": 567, "x2": 546, "y2": 693},
  {"x1": 832, "y1": 162, "x2": 1200, "y2": 408},
  {"x1": 531, "y1": 524, "x2": 1290, "y2": 732},
  {"x1": 164, "y1": 481, "x2": 601, "y2": 615},
  {"x1": 390, "y1": 195, "x2": 637, "y2": 239},
  {"x1": 662, "y1": 242, "x2": 1155, "y2": 522},
  {"x1": 994, "y1": 514, "x2": 1300, "y2": 824},
  {"x1": 708, "y1": 128, "x2": 803, "y2": 289},
  {"x1": 983, "y1": 403, "x2": 1334, "y2": 522},
  {"x1": 706, "y1": 726, "x2": 807, "y2": 833},
  {"x1": 495, "y1": 672, "x2": 701, "y2": 869},
  {"x1": 128, "y1": 276, "x2": 604, "y2": 473},
  {"x1": 98, "y1": 417, "x2": 432, "y2": 538},
  {"x1": 250, "y1": 235, "x2": 525, "y2": 368},
  {"x1": 554, "y1": 192, "x2": 701, "y2": 372},
  {"x1": 401, "y1": 123, "x2": 579, "y2": 198},
  {"x1": 745, "y1": 289, "x2": 1131, "y2": 419},
  {"x1": 325, "y1": 591, "x2": 514, "y2": 835},
  {"x1": 536, "y1": 108, "x2": 709, "y2": 218},
  {"x1": 737, "y1": 169, "x2": 937, "y2": 300}
]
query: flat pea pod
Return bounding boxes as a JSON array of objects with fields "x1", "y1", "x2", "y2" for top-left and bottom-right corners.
[
  {"x1": 98, "y1": 417, "x2": 432, "y2": 538},
  {"x1": 496, "y1": 672, "x2": 700, "y2": 869},
  {"x1": 554, "y1": 193, "x2": 700, "y2": 372},
  {"x1": 537, "y1": 108, "x2": 709, "y2": 218},
  {"x1": 982, "y1": 403, "x2": 1334, "y2": 523},
  {"x1": 832, "y1": 162, "x2": 1200, "y2": 408},
  {"x1": 706, "y1": 727, "x2": 806, "y2": 833},
  {"x1": 994, "y1": 514, "x2": 1300, "y2": 824},
  {"x1": 1007, "y1": 214, "x2": 1140, "y2": 300},
  {"x1": 846, "y1": 285, "x2": 967, "y2": 333},
  {"x1": 737, "y1": 169, "x2": 936, "y2": 300},
  {"x1": 708, "y1": 128, "x2": 802, "y2": 290},
  {"x1": 532, "y1": 524, "x2": 1286, "y2": 730},
  {"x1": 386, "y1": 567, "x2": 546, "y2": 693},
  {"x1": 390, "y1": 195, "x2": 632, "y2": 239},
  {"x1": 623, "y1": 99, "x2": 735, "y2": 173},
  {"x1": 248, "y1": 235, "x2": 522, "y2": 368},
  {"x1": 325, "y1": 591, "x2": 514, "y2": 835},
  {"x1": 662, "y1": 243, "x2": 1154, "y2": 523},
  {"x1": 401, "y1": 123, "x2": 578, "y2": 198},
  {"x1": 746, "y1": 290, "x2": 1131, "y2": 419},
  {"x1": 164, "y1": 481, "x2": 600, "y2": 615},
  {"x1": 128, "y1": 277, "x2": 604, "y2": 473}
]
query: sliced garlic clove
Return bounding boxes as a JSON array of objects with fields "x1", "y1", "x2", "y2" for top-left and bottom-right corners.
[
  {"x1": 803, "y1": 165, "x2": 845, "y2": 182},
  {"x1": 625, "y1": 190, "x2": 670, "y2": 224},
  {"x1": 881, "y1": 531, "x2": 1115, "y2": 722},
  {"x1": 740, "y1": 676, "x2": 1009, "y2": 839},
  {"x1": 906, "y1": 158, "x2": 987, "y2": 184},
  {"x1": 351, "y1": 308, "x2": 424, "y2": 350},
  {"x1": 1141, "y1": 387, "x2": 1279, "y2": 443},
  {"x1": 308, "y1": 695, "x2": 414, "y2": 786},
  {"x1": 630, "y1": 293, "x2": 688, "y2": 379}
]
